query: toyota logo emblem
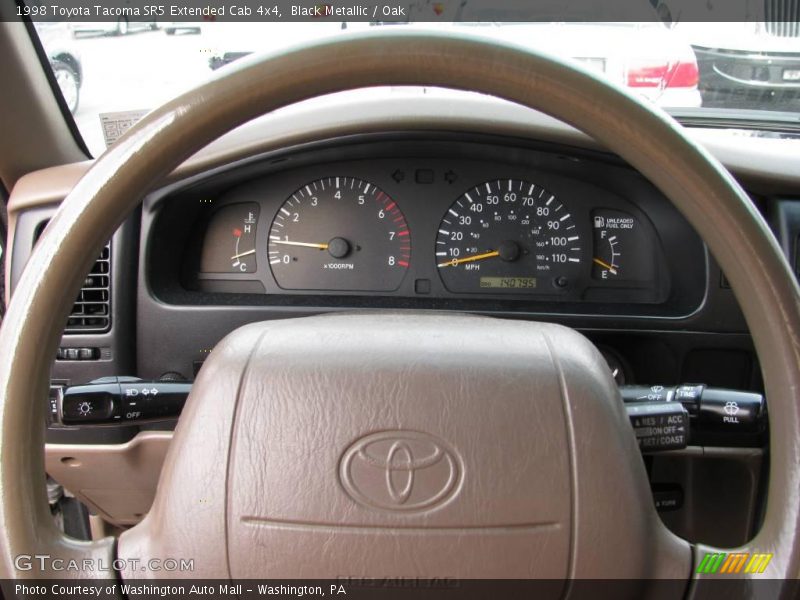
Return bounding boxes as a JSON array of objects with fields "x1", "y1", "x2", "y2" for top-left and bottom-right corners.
[{"x1": 339, "y1": 430, "x2": 462, "y2": 512}]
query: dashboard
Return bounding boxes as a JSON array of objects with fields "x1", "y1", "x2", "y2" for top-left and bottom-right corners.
[
  {"x1": 148, "y1": 136, "x2": 705, "y2": 319},
  {"x1": 9, "y1": 117, "x2": 784, "y2": 542}
]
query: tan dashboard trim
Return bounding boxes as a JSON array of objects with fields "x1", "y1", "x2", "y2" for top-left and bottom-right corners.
[{"x1": 45, "y1": 431, "x2": 172, "y2": 526}]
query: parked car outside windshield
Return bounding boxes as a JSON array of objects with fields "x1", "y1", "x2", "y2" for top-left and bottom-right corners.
[
  {"x1": 673, "y1": 21, "x2": 800, "y2": 110},
  {"x1": 33, "y1": 22, "x2": 82, "y2": 114}
]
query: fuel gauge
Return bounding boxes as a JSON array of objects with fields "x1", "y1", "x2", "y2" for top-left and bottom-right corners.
[
  {"x1": 591, "y1": 208, "x2": 653, "y2": 283},
  {"x1": 200, "y1": 203, "x2": 260, "y2": 274}
]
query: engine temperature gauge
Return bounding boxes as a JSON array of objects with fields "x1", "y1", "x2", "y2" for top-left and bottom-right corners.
[{"x1": 200, "y1": 202, "x2": 260, "y2": 274}]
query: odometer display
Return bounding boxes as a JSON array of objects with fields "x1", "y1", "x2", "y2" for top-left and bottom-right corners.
[
  {"x1": 436, "y1": 179, "x2": 583, "y2": 294},
  {"x1": 480, "y1": 277, "x2": 537, "y2": 289},
  {"x1": 268, "y1": 177, "x2": 410, "y2": 291}
]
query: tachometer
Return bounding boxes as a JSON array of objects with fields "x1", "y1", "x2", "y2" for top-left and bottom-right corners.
[
  {"x1": 436, "y1": 179, "x2": 583, "y2": 294},
  {"x1": 268, "y1": 177, "x2": 410, "y2": 291}
]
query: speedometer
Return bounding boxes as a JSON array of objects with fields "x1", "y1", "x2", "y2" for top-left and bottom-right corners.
[
  {"x1": 436, "y1": 179, "x2": 583, "y2": 294},
  {"x1": 268, "y1": 177, "x2": 410, "y2": 292}
]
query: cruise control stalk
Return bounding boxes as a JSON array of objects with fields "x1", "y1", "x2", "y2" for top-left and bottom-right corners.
[{"x1": 621, "y1": 384, "x2": 766, "y2": 451}]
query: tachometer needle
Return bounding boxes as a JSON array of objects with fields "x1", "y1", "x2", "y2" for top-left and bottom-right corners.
[
  {"x1": 592, "y1": 257, "x2": 618, "y2": 275},
  {"x1": 230, "y1": 249, "x2": 257, "y2": 260},
  {"x1": 438, "y1": 250, "x2": 500, "y2": 268},
  {"x1": 272, "y1": 240, "x2": 329, "y2": 250}
]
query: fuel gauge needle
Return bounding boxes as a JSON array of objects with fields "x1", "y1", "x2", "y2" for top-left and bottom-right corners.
[
  {"x1": 231, "y1": 249, "x2": 257, "y2": 260},
  {"x1": 272, "y1": 240, "x2": 329, "y2": 250},
  {"x1": 592, "y1": 257, "x2": 618, "y2": 275}
]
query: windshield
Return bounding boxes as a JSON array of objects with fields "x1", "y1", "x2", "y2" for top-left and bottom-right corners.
[{"x1": 30, "y1": 13, "x2": 800, "y2": 156}]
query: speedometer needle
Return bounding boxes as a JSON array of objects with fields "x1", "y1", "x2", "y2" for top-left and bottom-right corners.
[
  {"x1": 272, "y1": 240, "x2": 329, "y2": 250},
  {"x1": 592, "y1": 257, "x2": 618, "y2": 275},
  {"x1": 438, "y1": 250, "x2": 500, "y2": 268},
  {"x1": 231, "y1": 249, "x2": 257, "y2": 260}
]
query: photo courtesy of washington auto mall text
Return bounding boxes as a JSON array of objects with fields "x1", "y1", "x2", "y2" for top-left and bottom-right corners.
[{"x1": 13, "y1": 582, "x2": 349, "y2": 598}]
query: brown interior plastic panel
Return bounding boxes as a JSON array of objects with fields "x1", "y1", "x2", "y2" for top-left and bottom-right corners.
[{"x1": 45, "y1": 432, "x2": 172, "y2": 525}]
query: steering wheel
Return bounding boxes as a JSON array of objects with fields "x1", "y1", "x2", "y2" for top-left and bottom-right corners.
[{"x1": 2, "y1": 31, "x2": 799, "y2": 595}]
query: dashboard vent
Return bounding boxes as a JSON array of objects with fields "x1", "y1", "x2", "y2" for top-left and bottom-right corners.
[
  {"x1": 33, "y1": 222, "x2": 112, "y2": 334},
  {"x1": 66, "y1": 243, "x2": 112, "y2": 334},
  {"x1": 765, "y1": 0, "x2": 800, "y2": 37}
]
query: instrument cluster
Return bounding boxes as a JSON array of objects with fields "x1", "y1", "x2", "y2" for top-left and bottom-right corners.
[
  {"x1": 149, "y1": 140, "x2": 705, "y2": 315},
  {"x1": 194, "y1": 171, "x2": 665, "y2": 303}
]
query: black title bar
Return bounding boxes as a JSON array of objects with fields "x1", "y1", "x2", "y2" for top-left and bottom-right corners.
[{"x1": 5, "y1": 0, "x2": 795, "y2": 23}]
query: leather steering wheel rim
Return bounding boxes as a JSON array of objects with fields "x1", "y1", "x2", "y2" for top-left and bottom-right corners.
[{"x1": 1, "y1": 30, "x2": 799, "y2": 591}]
